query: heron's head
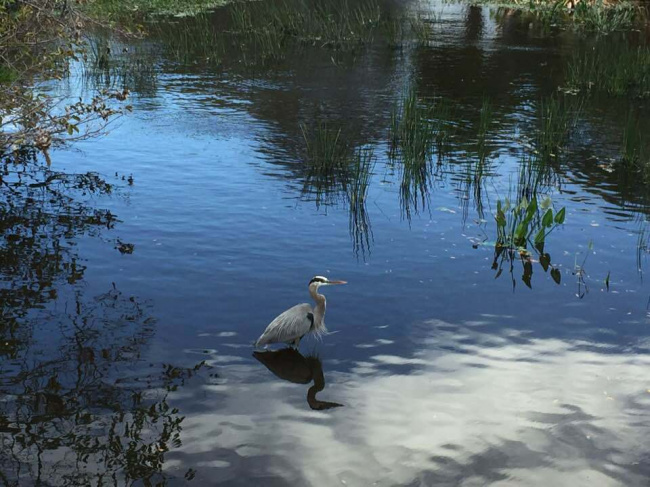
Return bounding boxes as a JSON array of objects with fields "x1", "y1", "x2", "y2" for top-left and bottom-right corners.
[{"x1": 309, "y1": 275, "x2": 347, "y2": 289}]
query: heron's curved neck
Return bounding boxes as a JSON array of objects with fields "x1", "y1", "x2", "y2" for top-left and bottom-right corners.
[{"x1": 309, "y1": 285, "x2": 326, "y2": 328}]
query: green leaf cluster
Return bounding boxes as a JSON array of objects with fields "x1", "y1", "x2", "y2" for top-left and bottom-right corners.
[{"x1": 495, "y1": 195, "x2": 566, "y2": 250}]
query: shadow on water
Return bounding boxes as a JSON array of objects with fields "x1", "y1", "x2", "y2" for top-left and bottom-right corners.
[
  {"x1": 0, "y1": 152, "x2": 202, "y2": 485},
  {"x1": 254, "y1": 349, "x2": 343, "y2": 411}
]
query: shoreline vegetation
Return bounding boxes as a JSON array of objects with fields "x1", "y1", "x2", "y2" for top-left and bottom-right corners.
[
  {"x1": 1, "y1": 0, "x2": 648, "y2": 164},
  {"x1": 86, "y1": 0, "x2": 229, "y2": 21},
  {"x1": 481, "y1": 0, "x2": 648, "y2": 32},
  {"x1": 0, "y1": 1, "x2": 130, "y2": 159}
]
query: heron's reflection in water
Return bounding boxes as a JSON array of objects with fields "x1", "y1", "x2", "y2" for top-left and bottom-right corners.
[{"x1": 253, "y1": 348, "x2": 343, "y2": 410}]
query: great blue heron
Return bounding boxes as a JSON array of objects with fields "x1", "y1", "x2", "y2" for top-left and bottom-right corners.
[{"x1": 254, "y1": 275, "x2": 347, "y2": 349}]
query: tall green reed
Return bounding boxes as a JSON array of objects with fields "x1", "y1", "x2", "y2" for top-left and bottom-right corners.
[
  {"x1": 535, "y1": 94, "x2": 581, "y2": 160},
  {"x1": 566, "y1": 44, "x2": 650, "y2": 98},
  {"x1": 389, "y1": 90, "x2": 452, "y2": 218},
  {"x1": 300, "y1": 122, "x2": 350, "y2": 206},
  {"x1": 347, "y1": 147, "x2": 375, "y2": 257}
]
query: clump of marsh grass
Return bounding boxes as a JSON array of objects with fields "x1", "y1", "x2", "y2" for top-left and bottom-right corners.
[
  {"x1": 535, "y1": 94, "x2": 581, "y2": 160},
  {"x1": 409, "y1": 14, "x2": 434, "y2": 44},
  {"x1": 300, "y1": 122, "x2": 350, "y2": 206},
  {"x1": 518, "y1": 153, "x2": 560, "y2": 203},
  {"x1": 490, "y1": 0, "x2": 640, "y2": 33},
  {"x1": 566, "y1": 43, "x2": 650, "y2": 98},
  {"x1": 224, "y1": 0, "x2": 435, "y2": 59},
  {"x1": 571, "y1": 0, "x2": 639, "y2": 33},
  {"x1": 477, "y1": 96, "x2": 493, "y2": 159},
  {"x1": 464, "y1": 96, "x2": 494, "y2": 219},
  {"x1": 87, "y1": 0, "x2": 223, "y2": 21},
  {"x1": 389, "y1": 90, "x2": 451, "y2": 164},
  {"x1": 617, "y1": 110, "x2": 650, "y2": 187},
  {"x1": 153, "y1": 13, "x2": 225, "y2": 65},
  {"x1": 621, "y1": 111, "x2": 643, "y2": 168},
  {"x1": 82, "y1": 37, "x2": 158, "y2": 94},
  {"x1": 381, "y1": 11, "x2": 433, "y2": 48},
  {"x1": 382, "y1": 15, "x2": 406, "y2": 47},
  {"x1": 228, "y1": 0, "x2": 382, "y2": 48},
  {"x1": 389, "y1": 91, "x2": 452, "y2": 218},
  {"x1": 347, "y1": 147, "x2": 375, "y2": 257}
]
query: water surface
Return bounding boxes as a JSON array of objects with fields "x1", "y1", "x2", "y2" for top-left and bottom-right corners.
[{"x1": 2, "y1": 2, "x2": 650, "y2": 485}]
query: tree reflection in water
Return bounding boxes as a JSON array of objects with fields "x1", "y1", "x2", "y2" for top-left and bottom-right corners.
[{"x1": 0, "y1": 152, "x2": 199, "y2": 485}]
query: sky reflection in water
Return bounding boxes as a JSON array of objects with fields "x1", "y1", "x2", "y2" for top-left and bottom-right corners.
[{"x1": 167, "y1": 321, "x2": 650, "y2": 486}]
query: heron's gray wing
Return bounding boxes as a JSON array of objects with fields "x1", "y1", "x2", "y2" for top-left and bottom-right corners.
[{"x1": 256, "y1": 303, "x2": 313, "y2": 346}]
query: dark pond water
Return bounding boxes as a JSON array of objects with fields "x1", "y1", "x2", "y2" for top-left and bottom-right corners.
[{"x1": 2, "y1": 1, "x2": 650, "y2": 485}]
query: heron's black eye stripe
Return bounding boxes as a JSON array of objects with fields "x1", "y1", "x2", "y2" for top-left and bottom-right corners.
[{"x1": 309, "y1": 277, "x2": 326, "y2": 284}]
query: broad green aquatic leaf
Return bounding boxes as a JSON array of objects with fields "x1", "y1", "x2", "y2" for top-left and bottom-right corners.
[
  {"x1": 496, "y1": 211, "x2": 506, "y2": 228},
  {"x1": 522, "y1": 261, "x2": 533, "y2": 288},
  {"x1": 554, "y1": 207, "x2": 566, "y2": 224},
  {"x1": 515, "y1": 222, "x2": 526, "y2": 237},
  {"x1": 518, "y1": 196, "x2": 529, "y2": 212},
  {"x1": 551, "y1": 268, "x2": 561, "y2": 284},
  {"x1": 540, "y1": 253, "x2": 551, "y2": 271},
  {"x1": 515, "y1": 223, "x2": 527, "y2": 245},
  {"x1": 534, "y1": 228, "x2": 546, "y2": 244},
  {"x1": 524, "y1": 197, "x2": 538, "y2": 223},
  {"x1": 542, "y1": 209, "x2": 553, "y2": 228}
]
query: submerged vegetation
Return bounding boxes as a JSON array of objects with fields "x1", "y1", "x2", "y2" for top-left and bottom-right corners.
[
  {"x1": 149, "y1": 0, "x2": 435, "y2": 68},
  {"x1": 535, "y1": 94, "x2": 581, "y2": 160},
  {"x1": 619, "y1": 110, "x2": 650, "y2": 183},
  {"x1": 226, "y1": 0, "x2": 434, "y2": 49},
  {"x1": 301, "y1": 122, "x2": 350, "y2": 206},
  {"x1": 566, "y1": 43, "x2": 650, "y2": 98},
  {"x1": 389, "y1": 90, "x2": 451, "y2": 165},
  {"x1": 228, "y1": 0, "x2": 382, "y2": 46},
  {"x1": 389, "y1": 90, "x2": 452, "y2": 218},
  {"x1": 347, "y1": 148, "x2": 375, "y2": 257}
]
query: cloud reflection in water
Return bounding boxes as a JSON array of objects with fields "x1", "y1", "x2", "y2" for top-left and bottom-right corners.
[{"x1": 168, "y1": 320, "x2": 650, "y2": 486}]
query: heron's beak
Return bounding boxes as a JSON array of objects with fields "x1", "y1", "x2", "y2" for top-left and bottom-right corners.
[{"x1": 327, "y1": 280, "x2": 347, "y2": 285}]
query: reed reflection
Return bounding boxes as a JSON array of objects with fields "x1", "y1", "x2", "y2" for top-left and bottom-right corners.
[
  {"x1": 254, "y1": 348, "x2": 343, "y2": 410},
  {"x1": 299, "y1": 122, "x2": 375, "y2": 257}
]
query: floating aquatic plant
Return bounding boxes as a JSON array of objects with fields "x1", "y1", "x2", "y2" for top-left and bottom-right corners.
[
  {"x1": 495, "y1": 195, "x2": 565, "y2": 250},
  {"x1": 489, "y1": 190, "x2": 565, "y2": 289}
]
